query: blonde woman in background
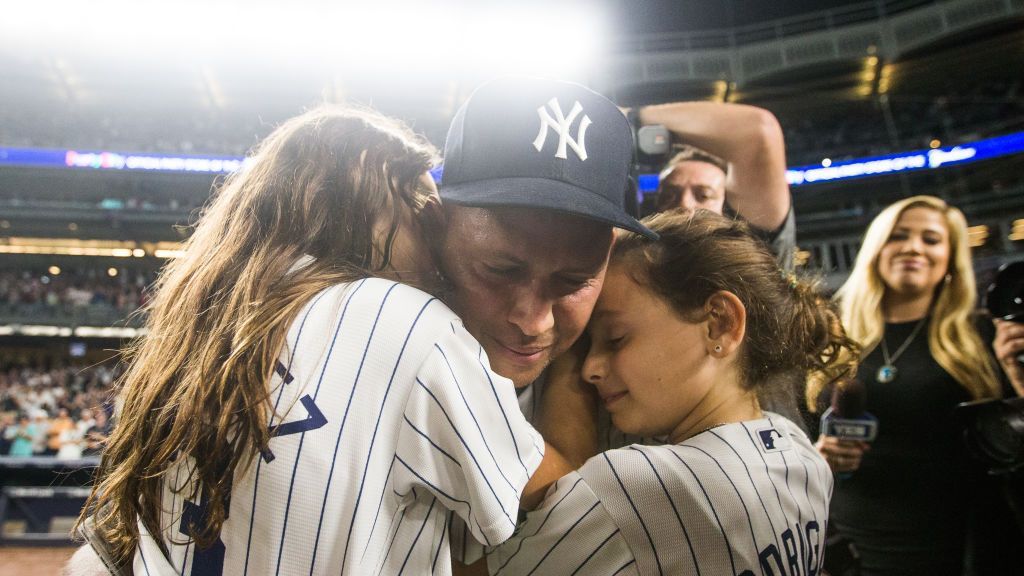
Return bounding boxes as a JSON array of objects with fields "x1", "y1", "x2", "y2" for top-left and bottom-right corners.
[{"x1": 810, "y1": 195, "x2": 1022, "y2": 576}]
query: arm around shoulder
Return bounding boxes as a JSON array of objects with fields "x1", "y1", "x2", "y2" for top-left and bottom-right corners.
[
  {"x1": 488, "y1": 472, "x2": 637, "y2": 576},
  {"x1": 397, "y1": 322, "x2": 545, "y2": 546},
  {"x1": 519, "y1": 344, "x2": 600, "y2": 509}
]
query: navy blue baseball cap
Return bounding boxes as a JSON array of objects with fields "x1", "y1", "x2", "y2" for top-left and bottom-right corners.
[{"x1": 440, "y1": 76, "x2": 657, "y2": 239}]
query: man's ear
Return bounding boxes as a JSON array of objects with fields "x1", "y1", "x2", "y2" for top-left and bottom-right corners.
[
  {"x1": 420, "y1": 194, "x2": 446, "y2": 237},
  {"x1": 705, "y1": 290, "x2": 746, "y2": 357}
]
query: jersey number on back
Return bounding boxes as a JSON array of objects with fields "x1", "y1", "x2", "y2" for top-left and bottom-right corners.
[{"x1": 177, "y1": 362, "x2": 329, "y2": 575}]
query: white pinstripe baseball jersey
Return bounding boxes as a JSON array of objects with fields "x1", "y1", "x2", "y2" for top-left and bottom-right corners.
[
  {"x1": 131, "y1": 277, "x2": 544, "y2": 576},
  {"x1": 450, "y1": 373, "x2": 651, "y2": 565},
  {"x1": 487, "y1": 414, "x2": 832, "y2": 576}
]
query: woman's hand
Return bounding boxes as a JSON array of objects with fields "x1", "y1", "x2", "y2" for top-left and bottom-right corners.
[
  {"x1": 815, "y1": 435, "x2": 869, "y2": 475},
  {"x1": 994, "y1": 319, "x2": 1024, "y2": 397}
]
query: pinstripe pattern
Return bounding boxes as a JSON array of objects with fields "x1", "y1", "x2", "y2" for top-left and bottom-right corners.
[
  {"x1": 244, "y1": 287, "x2": 331, "y2": 575},
  {"x1": 451, "y1": 372, "x2": 655, "y2": 567},
  {"x1": 132, "y1": 278, "x2": 543, "y2": 576},
  {"x1": 489, "y1": 415, "x2": 831, "y2": 576}
]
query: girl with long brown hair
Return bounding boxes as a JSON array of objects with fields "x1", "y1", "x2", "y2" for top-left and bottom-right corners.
[{"x1": 72, "y1": 105, "x2": 553, "y2": 575}]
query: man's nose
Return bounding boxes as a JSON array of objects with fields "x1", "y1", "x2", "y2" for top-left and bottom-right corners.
[
  {"x1": 677, "y1": 189, "x2": 699, "y2": 211},
  {"x1": 508, "y1": 284, "x2": 555, "y2": 337}
]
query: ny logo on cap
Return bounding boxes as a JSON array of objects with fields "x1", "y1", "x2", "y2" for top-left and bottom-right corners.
[{"x1": 533, "y1": 98, "x2": 592, "y2": 161}]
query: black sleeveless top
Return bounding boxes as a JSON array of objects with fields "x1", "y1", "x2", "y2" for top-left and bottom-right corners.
[{"x1": 820, "y1": 316, "x2": 1003, "y2": 576}]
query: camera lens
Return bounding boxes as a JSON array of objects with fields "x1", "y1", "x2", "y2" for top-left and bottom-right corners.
[{"x1": 971, "y1": 399, "x2": 1024, "y2": 466}]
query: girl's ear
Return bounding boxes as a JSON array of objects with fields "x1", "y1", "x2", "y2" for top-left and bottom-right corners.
[{"x1": 705, "y1": 290, "x2": 746, "y2": 357}]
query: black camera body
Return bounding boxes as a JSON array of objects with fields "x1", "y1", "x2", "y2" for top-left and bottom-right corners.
[
  {"x1": 624, "y1": 108, "x2": 671, "y2": 169},
  {"x1": 956, "y1": 260, "x2": 1024, "y2": 473},
  {"x1": 987, "y1": 260, "x2": 1024, "y2": 323},
  {"x1": 635, "y1": 124, "x2": 671, "y2": 166},
  {"x1": 957, "y1": 397, "x2": 1024, "y2": 473}
]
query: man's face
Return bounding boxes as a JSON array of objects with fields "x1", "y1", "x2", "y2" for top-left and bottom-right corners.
[
  {"x1": 441, "y1": 206, "x2": 614, "y2": 388},
  {"x1": 656, "y1": 161, "x2": 726, "y2": 214}
]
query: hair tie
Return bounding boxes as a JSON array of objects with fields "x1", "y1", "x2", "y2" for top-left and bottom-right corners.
[{"x1": 781, "y1": 269, "x2": 798, "y2": 290}]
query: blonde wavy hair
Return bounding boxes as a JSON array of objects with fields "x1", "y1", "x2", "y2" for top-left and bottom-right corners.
[
  {"x1": 807, "y1": 195, "x2": 1000, "y2": 409},
  {"x1": 75, "y1": 104, "x2": 438, "y2": 566}
]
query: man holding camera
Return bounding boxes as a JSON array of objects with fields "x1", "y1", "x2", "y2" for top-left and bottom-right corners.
[
  {"x1": 626, "y1": 100, "x2": 807, "y2": 433},
  {"x1": 632, "y1": 101, "x2": 795, "y2": 269},
  {"x1": 994, "y1": 319, "x2": 1024, "y2": 396}
]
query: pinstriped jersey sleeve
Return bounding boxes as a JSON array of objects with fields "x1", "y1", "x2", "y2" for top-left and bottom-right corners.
[
  {"x1": 396, "y1": 320, "x2": 545, "y2": 549},
  {"x1": 448, "y1": 508, "x2": 485, "y2": 565},
  {"x1": 486, "y1": 472, "x2": 639, "y2": 576}
]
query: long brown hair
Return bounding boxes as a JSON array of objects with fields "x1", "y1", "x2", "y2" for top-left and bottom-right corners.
[
  {"x1": 76, "y1": 105, "x2": 438, "y2": 565},
  {"x1": 614, "y1": 209, "x2": 859, "y2": 392}
]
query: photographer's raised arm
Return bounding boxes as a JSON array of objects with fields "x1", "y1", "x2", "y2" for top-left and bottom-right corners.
[{"x1": 637, "y1": 102, "x2": 790, "y2": 232}]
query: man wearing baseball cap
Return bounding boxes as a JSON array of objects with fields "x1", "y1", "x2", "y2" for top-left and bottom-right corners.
[
  {"x1": 436, "y1": 77, "x2": 653, "y2": 570},
  {"x1": 440, "y1": 76, "x2": 654, "y2": 391}
]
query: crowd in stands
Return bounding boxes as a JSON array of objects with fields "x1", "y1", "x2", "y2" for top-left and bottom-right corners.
[
  {"x1": 783, "y1": 78, "x2": 1023, "y2": 165},
  {"x1": 0, "y1": 268, "x2": 157, "y2": 323},
  {"x1": 0, "y1": 363, "x2": 119, "y2": 459},
  {"x1": 0, "y1": 106, "x2": 274, "y2": 157},
  {"x1": 0, "y1": 194, "x2": 206, "y2": 216}
]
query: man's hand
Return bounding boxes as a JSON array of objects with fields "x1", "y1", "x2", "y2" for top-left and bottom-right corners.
[
  {"x1": 452, "y1": 558, "x2": 488, "y2": 576},
  {"x1": 519, "y1": 338, "x2": 599, "y2": 511},
  {"x1": 538, "y1": 338, "x2": 599, "y2": 469},
  {"x1": 994, "y1": 319, "x2": 1024, "y2": 396}
]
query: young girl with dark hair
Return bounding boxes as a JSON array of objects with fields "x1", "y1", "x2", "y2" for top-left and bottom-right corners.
[{"x1": 488, "y1": 209, "x2": 858, "y2": 575}]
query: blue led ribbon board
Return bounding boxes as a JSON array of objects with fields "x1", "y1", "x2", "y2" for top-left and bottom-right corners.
[
  {"x1": 0, "y1": 148, "x2": 249, "y2": 174},
  {"x1": 2, "y1": 130, "x2": 1022, "y2": 189}
]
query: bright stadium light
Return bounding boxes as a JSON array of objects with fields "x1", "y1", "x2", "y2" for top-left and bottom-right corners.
[
  {"x1": 0, "y1": 237, "x2": 149, "y2": 257},
  {"x1": 1011, "y1": 219, "x2": 1024, "y2": 242},
  {"x1": 967, "y1": 224, "x2": 989, "y2": 248},
  {"x1": 3, "y1": 1, "x2": 607, "y2": 80}
]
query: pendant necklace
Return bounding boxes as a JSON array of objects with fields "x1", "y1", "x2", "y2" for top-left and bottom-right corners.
[{"x1": 876, "y1": 316, "x2": 928, "y2": 383}]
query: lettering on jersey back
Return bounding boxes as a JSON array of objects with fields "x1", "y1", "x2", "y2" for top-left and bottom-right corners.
[
  {"x1": 176, "y1": 361, "x2": 331, "y2": 576},
  {"x1": 261, "y1": 362, "x2": 327, "y2": 462},
  {"x1": 178, "y1": 461, "x2": 231, "y2": 576},
  {"x1": 736, "y1": 520, "x2": 821, "y2": 576}
]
